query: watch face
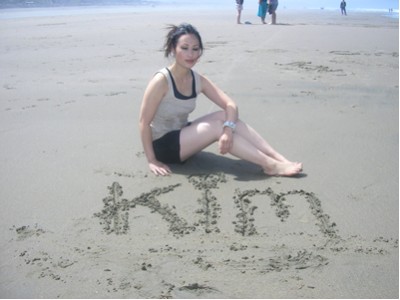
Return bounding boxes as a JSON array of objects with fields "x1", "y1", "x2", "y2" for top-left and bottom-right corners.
[{"x1": 224, "y1": 121, "x2": 236, "y2": 131}]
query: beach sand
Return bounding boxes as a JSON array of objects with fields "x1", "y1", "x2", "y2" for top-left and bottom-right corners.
[{"x1": 0, "y1": 6, "x2": 398, "y2": 298}]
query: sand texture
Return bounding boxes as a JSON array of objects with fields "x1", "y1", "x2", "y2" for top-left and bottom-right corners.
[{"x1": 0, "y1": 7, "x2": 398, "y2": 298}]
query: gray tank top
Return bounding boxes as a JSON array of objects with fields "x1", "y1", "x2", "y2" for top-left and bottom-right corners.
[{"x1": 151, "y1": 68, "x2": 202, "y2": 140}]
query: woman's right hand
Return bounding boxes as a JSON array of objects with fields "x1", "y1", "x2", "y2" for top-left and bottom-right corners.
[{"x1": 149, "y1": 160, "x2": 171, "y2": 176}]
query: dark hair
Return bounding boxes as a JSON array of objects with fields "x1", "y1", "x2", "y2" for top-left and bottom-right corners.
[{"x1": 164, "y1": 23, "x2": 204, "y2": 58}]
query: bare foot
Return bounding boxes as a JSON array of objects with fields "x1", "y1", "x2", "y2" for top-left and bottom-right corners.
[
  {"x1": 264, "y1": 161, "x2": 303, "y2": 177},
  {"x1": 275, "y1": 155, "x2": 291, "y2": 164}
]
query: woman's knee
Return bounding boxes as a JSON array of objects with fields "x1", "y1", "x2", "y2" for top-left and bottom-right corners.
[
  {"x1": 197, "y1": 119, "x2": 224, "y2": 135},
  {"x1": 194, "y1": 110, "x2": 225, "y2": 123}
]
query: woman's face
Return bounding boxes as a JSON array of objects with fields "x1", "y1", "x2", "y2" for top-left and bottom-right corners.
[{"x1": 173, "y1": 34, "x2": 202, "y2": 68}]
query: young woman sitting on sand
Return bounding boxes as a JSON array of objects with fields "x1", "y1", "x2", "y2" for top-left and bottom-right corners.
[{"x1": 139, "y1": 23, "x2": 303, "y2": 177}]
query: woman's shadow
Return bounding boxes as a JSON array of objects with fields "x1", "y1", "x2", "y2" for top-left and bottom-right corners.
[{"x1": 170, "y1": 151, "x2": 306, "y2": 181}]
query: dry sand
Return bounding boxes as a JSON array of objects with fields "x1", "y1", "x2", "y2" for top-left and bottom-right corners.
[{"x1": 0, "y1": 6, "x2": 398, "y2": 298}]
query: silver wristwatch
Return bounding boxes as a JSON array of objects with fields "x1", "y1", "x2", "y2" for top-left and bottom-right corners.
[{"x1": 223, "y1": 121, "x2": 236, "y2": 132}]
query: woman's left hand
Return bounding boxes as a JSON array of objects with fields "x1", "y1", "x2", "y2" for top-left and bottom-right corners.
[{"x1": 218, "y1": 131, "x2": 234, "y2": 154}]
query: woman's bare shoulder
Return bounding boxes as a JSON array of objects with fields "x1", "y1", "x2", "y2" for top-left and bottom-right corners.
[{"x1": 147, "y1": 71, "x2": 168, "y2": 91}]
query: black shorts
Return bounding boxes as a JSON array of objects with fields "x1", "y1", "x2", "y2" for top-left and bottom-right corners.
[{"x1": 152, "y1": 130, "x2": 184, "y2": 164}]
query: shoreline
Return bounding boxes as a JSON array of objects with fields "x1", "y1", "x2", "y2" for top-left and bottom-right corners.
[
  {"x1": 1, "y1": 0, "x2": 398, "y2": 12},
  {"x1": 0, "y1": 5, "x2": 398, "y2": 21}
]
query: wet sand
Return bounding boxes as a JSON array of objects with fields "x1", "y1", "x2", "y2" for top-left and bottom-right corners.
[{"x1": 0, "y1": 7, "x2": 398, "y2": 298}]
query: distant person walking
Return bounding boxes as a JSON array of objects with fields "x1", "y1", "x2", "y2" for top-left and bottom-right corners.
[
  {"x1": 257, "y1": 0, "x2": 267, "y2": 24},
  {"x1": 268, "y1": 0, "x2": 278, "y2": 24},
  {"x1": 236, "y1": 0, "x2": 244, "y2": 24},
  {"x1": 340, "y1": 0, "x2": 347, "y2": 15}
]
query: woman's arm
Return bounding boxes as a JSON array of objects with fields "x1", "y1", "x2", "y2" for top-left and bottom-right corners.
[
  {"x1": 200, "y1": 75, "x2": 239, "y2": 154},
  {"x1": 139, "y1": 73, "x2": 171, "y2": 175},
  {"x1": 200, "y1": 75, "x2": 238, "y2": 122}
]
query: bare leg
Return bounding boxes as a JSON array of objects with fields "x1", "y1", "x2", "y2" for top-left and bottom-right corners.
[
  {"x1": 228, "y1": 134, "x2": 302, "y2": 176},
  {"x1": 179, "y1": 111, "x2": 302, "y2": 176},
  {"x1": 180, "y1": 120, "x2": 221, "y2": 161},
  {"x1": 237, "y1": 10, "x2": 242, "y2": 24},
  {"x1": 235, "y1": 120, "x2": 291, "y2": 163},
  {"x1": 190, "y1": 111, "x2": 294, "y2": 163},
  {"x1": 271, "y1": 12, "x2": 277, "y2": 24}
]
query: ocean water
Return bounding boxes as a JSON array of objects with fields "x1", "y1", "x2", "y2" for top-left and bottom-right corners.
[{"x1": 156, "y1": 0, "x2": 399, "y2": 11}]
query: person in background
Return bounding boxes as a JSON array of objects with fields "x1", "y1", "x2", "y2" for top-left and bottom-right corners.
[
  {"x1": 236, "y1": 0, "x2": 244, "y2": 24},
  {"x1": 268, "y1": 0, "x2": 278, "y2": 24},
  {"x1": 340, "y1": 0, "x2": 347, "y2": 15},
  {"x1": 139, "y1": 23, "x2": 303, "y2": 177},
  {"x1": 257, "y1": 0, "x2": 267, "y2": 24}
]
